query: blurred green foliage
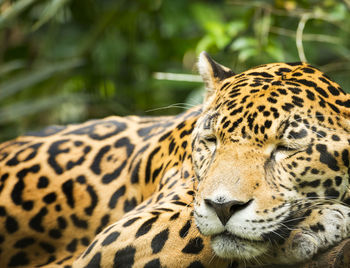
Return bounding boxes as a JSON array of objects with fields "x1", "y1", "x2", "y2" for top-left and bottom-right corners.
[{"x1": 0, "y1": 0, "x2": 350, "y2": 141}]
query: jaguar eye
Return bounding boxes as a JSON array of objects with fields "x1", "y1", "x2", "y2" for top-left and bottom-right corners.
[
  {"x1": 204, "y1": 136, "x2": 217, "y2": 143},
  {"x1": 275, "y1": 145, "x2": 295, "y2": 152},
  {"x1": 271, "y1": 144, "x2": 298, "y2": 161}
]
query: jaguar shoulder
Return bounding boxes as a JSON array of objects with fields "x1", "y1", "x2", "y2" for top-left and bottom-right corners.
[{"x1": 0, "y1": 52, "x2": 349, "y2": 268}]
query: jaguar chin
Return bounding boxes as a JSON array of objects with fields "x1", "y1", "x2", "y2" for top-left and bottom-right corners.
[{"x1": 211, "y1": 231, "x2": 268, "y2": 260}]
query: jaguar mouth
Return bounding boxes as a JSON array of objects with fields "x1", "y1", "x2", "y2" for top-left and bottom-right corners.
[
  {"x1": 210, "y1": 231, "x2": 268, "y2": 260},
  {"x1": 213, "y1": 231, "x2": 265, "y2": 244}
]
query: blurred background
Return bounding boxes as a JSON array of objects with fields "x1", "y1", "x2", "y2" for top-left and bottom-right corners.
[{"x1": 0, "y1": 0, "x2": 350, "y2": 141}]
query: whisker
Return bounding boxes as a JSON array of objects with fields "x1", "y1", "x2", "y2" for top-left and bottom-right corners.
[
  {"x1": 146, "y1": 102, "x2": 198, "y2": 112},
  {"x1": 270, "y1": 229, "x2": 286, "y2": 239},
  {"x1": 287, "y1": 196, "x2": 348, "y2": 207}
]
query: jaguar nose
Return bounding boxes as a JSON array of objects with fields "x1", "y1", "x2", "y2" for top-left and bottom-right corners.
[{"x1": 204, "y1": 198, "x2": 252, "y2": 225}]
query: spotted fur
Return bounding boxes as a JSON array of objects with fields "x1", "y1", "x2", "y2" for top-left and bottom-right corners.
[{"x1": 0, "y1": 52, "x2": 349, "y2": 267}]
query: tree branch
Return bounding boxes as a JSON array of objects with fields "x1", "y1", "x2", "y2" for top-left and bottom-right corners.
[
  {"x1": 343, "y1": 0, "x2": 350, "y2": 10},
  {"x1": 296, "y1": 13, "x2": 310, "y2": 62},
  {"x1": 269, "y1": 26, "x2": 342, "y2": 44}
]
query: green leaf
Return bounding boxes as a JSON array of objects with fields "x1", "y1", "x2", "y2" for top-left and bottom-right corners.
[
  {"x1": 196, "y1": 35, "x2": 215, "y2": 54},
  {"x1": 254, "y1": 12, "x2": 271, "y2": 45},
  {"x1": 205, "y1": 21, "x2": 230, "y2": 49},
  {"x1": 226, "y1": 21, "x2": 245, "y2": 37},
  {"x1": 0, "y1": 60, "x2": 26, "y2": 77},
  {"x1": 238, "y1": 48, "x2": 259, "y2": 62},
  {"x1": 326, "y1": 3, "x2": 347, "y2": 21},
  {"x1": 0, "y1": 94, "x2": 83, "y2": 124},
  {"x1": 191, "y1": 3, "x2": 222, "y2": 27},
  {"x1": 0, "y1": 0, "x2": 39, "y2": 28},
  {"x1": 0, "y1": 58, "x2": 84, "y2": 100},
  {"x1": 231, "y1": 37, "x2": 258, "y2": 51},
  {"x1": 266, "y1": 43, "x2": 285, "y2": 62},
  {"x1": 32, "y1": 0, "x2": 71, "y2": 30},
  {"x1": 98, "y1": 80, "x2": 117, "y2": 98}
]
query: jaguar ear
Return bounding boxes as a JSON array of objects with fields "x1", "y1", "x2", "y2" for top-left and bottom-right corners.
[{"x1": 198, "y1": 51, "x2": 235, "y2": 101}]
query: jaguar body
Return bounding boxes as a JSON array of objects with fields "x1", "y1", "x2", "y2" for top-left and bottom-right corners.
[{"x1": 0, "y1": 52, "x2": 349, "y2": 267}]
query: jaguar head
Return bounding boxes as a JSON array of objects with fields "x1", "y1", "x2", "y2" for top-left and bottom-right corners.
[{"x1": 192, "y1": 52, "x2": 350, "y2": 263}]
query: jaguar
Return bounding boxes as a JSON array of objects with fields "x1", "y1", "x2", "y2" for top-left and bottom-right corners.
[{"x1": 0, "y1": 52, "x2": 349, "y2": 268}]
